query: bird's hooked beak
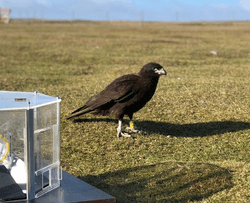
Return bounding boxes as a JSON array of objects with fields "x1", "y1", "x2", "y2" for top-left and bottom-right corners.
[{"x1": 154, "y1": 68, "x2": 167, "y2": 76}]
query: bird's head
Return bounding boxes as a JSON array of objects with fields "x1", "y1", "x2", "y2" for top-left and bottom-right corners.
[{"x1": 139, "y1": 62, "x2": 167, "y2": 77}]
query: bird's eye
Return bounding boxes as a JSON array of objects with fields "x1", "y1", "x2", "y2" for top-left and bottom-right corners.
[{"x1": 154, "y1": 68, "x2": 160, "y2": 73}]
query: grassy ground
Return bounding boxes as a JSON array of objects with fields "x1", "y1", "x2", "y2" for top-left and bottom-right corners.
[{"x1": 1, "y1": 20, "x2": 250, "y2": 202}]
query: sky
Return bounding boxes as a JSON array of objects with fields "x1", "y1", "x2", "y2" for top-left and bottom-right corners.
[{"x1": 1, "y1": 0, "x2": 250, "y2": 21}]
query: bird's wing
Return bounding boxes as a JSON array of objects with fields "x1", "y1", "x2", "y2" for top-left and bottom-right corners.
[
  {"x1": 99, "y1": 74, "x2": 139, "y2": 103},
  {"x1": 83, "y1": 74, "x2": 139, "y2": 110},
  {"x1": 67, "y1": 74, "x2": 139, "y2": 119}
]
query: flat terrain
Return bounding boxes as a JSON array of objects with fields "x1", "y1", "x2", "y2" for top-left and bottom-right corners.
[{"x1": 1, "y1": 20, "x2": 250, "y2": 202}]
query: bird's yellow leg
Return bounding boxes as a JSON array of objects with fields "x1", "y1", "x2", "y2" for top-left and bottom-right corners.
[
  {"x1": 129, "y1": 120, "x2": 134, "y2": 129},
  {"x1": 126, "y1": 120, "x2": 140, "y2": 133}
]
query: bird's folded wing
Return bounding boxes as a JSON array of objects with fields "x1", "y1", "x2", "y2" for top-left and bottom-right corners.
[
  {"x1": 101, "y1": 74, "x2": 139, "y2": 103},
  {"x1": 68, "y1": 74, "x2": 139, "y2": 118}
]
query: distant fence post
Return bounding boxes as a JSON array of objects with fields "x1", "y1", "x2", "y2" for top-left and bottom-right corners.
[{"x1": 0, "y1": 8, "x2": 11, "y2": 24}]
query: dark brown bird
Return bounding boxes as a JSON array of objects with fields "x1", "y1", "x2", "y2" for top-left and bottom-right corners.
[{"x1": 67, "y1": 62, "x2": 166, "y2": 137}]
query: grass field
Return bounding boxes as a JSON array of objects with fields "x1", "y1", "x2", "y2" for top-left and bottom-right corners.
[{"x1": 1, "y1": 20, "x2": 250, "y2": 202}]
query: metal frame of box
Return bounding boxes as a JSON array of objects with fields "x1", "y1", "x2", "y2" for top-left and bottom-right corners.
[{"x1": 0, "y1": 91, "x2": 61, "y2": 201}]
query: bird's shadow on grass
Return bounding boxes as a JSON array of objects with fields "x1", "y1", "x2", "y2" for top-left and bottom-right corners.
[
  {"x1": 138, "y1": 120, "x2": 250, "y2": 137},
  {"x1": 73, "y1": 118, "x2": 250, "y2": 137},
  {"x1": 78, "y1": 162, "x2": 233, "y2": 202}
]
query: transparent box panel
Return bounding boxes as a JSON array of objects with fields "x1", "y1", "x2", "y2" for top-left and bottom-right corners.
[
  {"x1": 0, "y1": 110, "x2": 26, "y2": 160},
  {"x1": 34, "y1": 103, "x2": 57, "y2": 131},
  {"x1": 0, "y1": 109, "x2": 27, "y2": 194},
  {"x1": 33, "y1": 103, "x2": 61, "y2": 197},
  {"x1": 34, "y1": 128, "x2": 54, "y2": 170}
]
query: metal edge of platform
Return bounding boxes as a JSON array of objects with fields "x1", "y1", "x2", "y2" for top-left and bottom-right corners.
[{"x1": 3, "y1": 170, "x2": 116, "y2": 203}]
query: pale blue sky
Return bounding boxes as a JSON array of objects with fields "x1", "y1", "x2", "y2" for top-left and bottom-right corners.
[{"x1": 1, "y1": 0, "x2": 250, "y2": 21}]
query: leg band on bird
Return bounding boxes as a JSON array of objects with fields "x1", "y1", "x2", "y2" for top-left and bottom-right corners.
[
  {"x1": 129, "y1": 120, "x2": 134, "y2": 129},
  {"x1": 126, "y1": 120, "x2": 140, "y2": 133}
]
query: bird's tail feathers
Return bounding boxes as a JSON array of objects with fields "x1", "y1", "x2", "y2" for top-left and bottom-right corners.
[
  {"x1": 71, "y1": 105, "x2": 88, "y2": 114},
  {"x1": 66, "y1": 105, "x2": 92, "y2": 119}
]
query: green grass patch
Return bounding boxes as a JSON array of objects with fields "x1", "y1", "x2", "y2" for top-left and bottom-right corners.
[{"x1": 1, "y1": 20, "x2": 250, "y2": 202}]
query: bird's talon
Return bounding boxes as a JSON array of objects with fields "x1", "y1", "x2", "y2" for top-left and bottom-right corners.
[
  {"x1": 126, "y1": 127, "x2": 141, "y2": 133},
  {"x1": 117, "y1": 128, "x2": 132, "y2": 138},
  {"x1": 121, "y1": 132, "x2": 132, "y2": 137}
]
